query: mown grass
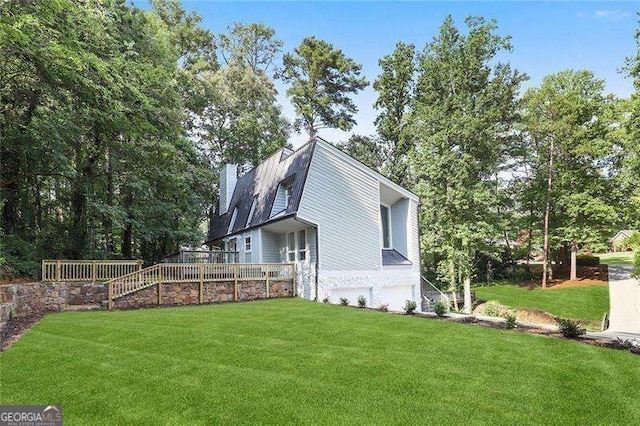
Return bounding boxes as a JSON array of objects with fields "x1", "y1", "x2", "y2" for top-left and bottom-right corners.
[
  {"x1": 597, "y1": 251, "x2": 635, "y2": 265},
  {"x1": 475, "y1": 282, "x2": 609, "y2": 325},
  {"x1": 2, "y1": 299, "x2": 639, "y2": 425}
]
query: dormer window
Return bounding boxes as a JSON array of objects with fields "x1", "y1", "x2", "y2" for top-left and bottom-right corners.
[
  {"x1": 247, "y1": 196, "x2": 258, "y2": 226},
  {"x1": 228, "y1": 207, "x2": 238, "y2": 233},
  {"x1": 270, "y1": 177, "x2": 295, "y2": 217},
  {"x1": 285, "y1": 184, "x2": 293, "y2": 208}
]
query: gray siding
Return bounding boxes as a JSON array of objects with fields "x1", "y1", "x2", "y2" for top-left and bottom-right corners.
[
  {"x1": 261, "y1": 230, "x2": 283, "y2": 262},
  {"x1": 390, "y1": 199, "x2": 409, "y2": 258},
  {"x1": 297, "y1": 142, "x2": 381, "y2": 271}
]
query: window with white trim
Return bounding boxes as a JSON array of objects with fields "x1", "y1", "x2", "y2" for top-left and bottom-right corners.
[
  {"x1": 247, "y1": 196, "x2": 258, "y2": 226},
  {"x1": 285, "y1": 183, "x2": 293, "y2": 208},
  {"x1": 245, "y1": 236, "x2": 252, "y2": 253},
  {"x1": 298, "y1": 229, "x2": 307, "y2": 261},
  {"x1": 380, "y1": 204, "x2": 391, "y2": 248},
  {"x1": 228, "y1": 207, "x2": 238, "y2": 233},
  {"x1": 287, "y1": 232, "x2": 296, "y2": 261}
]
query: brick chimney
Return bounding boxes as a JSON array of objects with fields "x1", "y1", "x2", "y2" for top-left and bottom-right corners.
[{"x1": 219, "y1": 163, "x2": 238, "y2": 215}]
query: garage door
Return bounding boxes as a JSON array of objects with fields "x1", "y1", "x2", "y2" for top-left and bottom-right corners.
[{"x1": 378, "y1": 285, "x2": 415, "y2": 312}]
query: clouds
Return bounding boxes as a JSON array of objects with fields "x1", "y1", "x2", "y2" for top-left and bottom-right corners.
[{"x1": 578, "y1": 10, "x2": 634, "y2": 21}]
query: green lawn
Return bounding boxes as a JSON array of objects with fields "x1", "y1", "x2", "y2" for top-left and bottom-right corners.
[
  {"x1": 597, "y1": 251, "x2": 635, "y2": 265},
  {"x1": 2, "y1": 299, "x2": 638, "y2": 424},
  {"x1": 475, "y1": 283, "x2": 609, "y2": 325}
]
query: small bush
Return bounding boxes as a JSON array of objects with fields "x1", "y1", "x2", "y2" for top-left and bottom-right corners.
[
  {"x1": 483, "y1": 301, "x2": 502, "y2": 317},
  {"x1": 433, "y1": 301, "x2": 448, "y2": 317},
  {"x1": 403, "y1": 300, "x2": 417, "y2": 315},
  {"x1": 357, "y1": 295, "x2": 367, "y2": 308},
  {"x1": 322, "y1": 297, "x2": 330, "y2": 304},
  {"x1": 505, "y1": 312, "x2": 517, "y2": 330},
  {"x1": 576, "y1": 255, "x2": 600, "y2": 267},
  {"x1": 556, "y1": 317, "x2": 585, "y2": 338},
  {"x1": 339, "y1": 297, "x2": 349, "y2": 306},
  {"x1": 378, "y1": 303, "x2": 389, "y2": 312}
]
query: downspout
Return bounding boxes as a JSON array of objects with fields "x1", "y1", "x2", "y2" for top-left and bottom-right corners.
[{"x1": 314, "y1": 226, "x2": 319, "y2": 302}]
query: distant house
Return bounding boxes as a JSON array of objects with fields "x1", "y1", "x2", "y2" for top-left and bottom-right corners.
[
  {"x1": 610, "y1": 230, "x2": 638, "y2": 252},
  {"x1": 206, "y1": 139, "x2": 421, "y2": 311}
]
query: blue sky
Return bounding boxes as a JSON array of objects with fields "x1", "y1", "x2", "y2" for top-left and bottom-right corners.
[{"x1": 139, "y1": 1, "x2": 638, "y2": 146}]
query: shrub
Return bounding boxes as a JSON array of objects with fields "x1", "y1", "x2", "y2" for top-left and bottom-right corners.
[
  {"x1": 403, "y1": 300, "x2": 417, "y2": 315},
  {"x1": 378, "y1": 303, "x2": 389, "y2": 312},
  {"x1": 556, "y1": 317, "x2": 585, "y2": 338},
  {"x1": 322, "y1": 297, "x2": 330, "y2": 304},
  {"x1": 576, "y1": 255, "x2": 600, "y2": 267},
  {"x1": 339, "y1": 297, "x2": 349, "y2": 306},
  {"x1": 483, "y1": 301, "x2": 502, "y2": 317},
  {"x1": 505, "y1": 312, "x2": 517, "y2": 330},
  {"x1": 357, "y1": 295, "x2": 367, "y2": 308},
  {"x1": 433, "y1": 301, "x2": 448, "y2": 317}
]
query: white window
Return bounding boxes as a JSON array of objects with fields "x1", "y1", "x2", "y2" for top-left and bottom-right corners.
[
  {"x1": 247, "y1": 196, "x2": 258, "y2": 226},
  {"x1": 245, "y1": 236, "x2": 252, "y2": 253},
  {"x1": 298, "y1": 229, "x2": 307, "y2": 261},
  {"x1": 228, "y1": 207, "x2": 238, "y2": 233},
  {"x1": 285, "y1": 183, "x2": 293, "y2": 208},
  {"x1": 380, "y1": 204, "x2": 391, "y2": 248},
  {"x1": 287, "y1": 232, "x2": 296, "y2": 261}
]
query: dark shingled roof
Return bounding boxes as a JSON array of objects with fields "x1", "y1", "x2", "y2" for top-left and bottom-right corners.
[
  {"x1": 382, "y1": 249, "x2": 412, "y2": 266},
  {"x1": 207, "y1": 141, "x2": 316, "y2": 243}
]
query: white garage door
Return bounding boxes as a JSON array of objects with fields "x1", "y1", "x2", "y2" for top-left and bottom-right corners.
[
  {"x1": 329, "y1": 287, "x2": 371, "y2": 307},
  {"x1": 379, "y1": 285, "x2": 415, "y2": 312}
]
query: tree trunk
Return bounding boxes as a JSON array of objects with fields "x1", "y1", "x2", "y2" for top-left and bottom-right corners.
[
  {"x1": 541, "y1": 137, "x2": 554, "y2": 289},
  {"x1": 463, "y1": 275, "x2": 472, "y2": 314},
  {"x1": 103, "y1": 147, "x2": 114, "y2": 254},
  {"x1": 570, "y1": 240, "x2": 577, "y2": 281},
  {"x1": 121, "y1": 188, "x2": 133, "y2": 258}
]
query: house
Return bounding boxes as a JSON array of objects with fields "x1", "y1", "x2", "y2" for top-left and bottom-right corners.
[
  {"x1": 610, "y1": 230, "x2": 638, "y2": 252},
  {"x1": 206, "y1": 138, "x2": 421, "y2": 311}
]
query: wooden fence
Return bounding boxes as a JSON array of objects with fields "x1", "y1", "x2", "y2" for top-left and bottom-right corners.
[
  {"x1": 106, "y1": 262, "x2": 296, "y2": 310},
  {"x1": 42, "y1": 260, "x2": 143, "y2": 282}
]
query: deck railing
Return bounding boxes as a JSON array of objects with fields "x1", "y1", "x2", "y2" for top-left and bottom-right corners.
[
  {"x1": 163, "y1": 250, "x2": 239, "y2": 264},
  {"x1": 42, "y1": 260, "x2": 143, "y2": 282},
  {"x1": 106, "y1": 263, "x2": 295, "y2": 310}
]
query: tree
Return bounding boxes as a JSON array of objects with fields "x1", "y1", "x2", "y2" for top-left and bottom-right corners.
[
  {"x1": 0, "y1": 0, "x2": 215, "y2": 275},
  {"x1": 408, "y1": 16, "x2": 526, "y2": 311},
  {"x1": 619, "y1": 15, "x2": 640, "y2": 231},
  {"x1": 373, "y1": 42, "x2": 416, "y2": 186},
  {"x1": 520, "y1": 70, "x2": 617, "y2": 286},
  {"x1": 219, "y1": 22, "x2": 283, "y2": 73},
  {"x1": 335, "y1": 135, "x2": 385, "y2": 172},
  {"x1": 195, "y1": 22, "x2": 290, "y2": 170},
  {"x1": 279, "y1": 36, "x2": 369, "y2": 141}
]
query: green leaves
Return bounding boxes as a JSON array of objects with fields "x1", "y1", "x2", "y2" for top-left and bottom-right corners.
[
  {"x1": 279, "y1": 36, "x2": 368, "y2": 139},
  {"x1": 407, "y1": 15, "x2": 525, "y2": 287}
]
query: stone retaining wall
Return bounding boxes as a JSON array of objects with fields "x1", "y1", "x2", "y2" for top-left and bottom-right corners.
[
  {"x1": 113, "y1": 279, "x2": 293, "y2": 309},
  {"x1": 0, "y1": 279, "x2": 294, "y2": 314},
  {"x1": 0, "y1": 282, "x2": 105, "y2": 316}
]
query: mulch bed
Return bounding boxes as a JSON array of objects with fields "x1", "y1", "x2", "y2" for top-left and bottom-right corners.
[
  {"x1": 1, "y1": 312, "x2": 45, "y2": 352},
  {"x1": 415, "y1": 311, "x2": 639, "y2": 355}
]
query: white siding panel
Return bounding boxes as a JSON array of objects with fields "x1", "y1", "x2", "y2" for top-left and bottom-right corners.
[
  {"x1": 409, "y1": 199, "x2": 420, "y2": 266},
  {"x1": 298, "y1": 143, "x2": 381, "y2": 271}
]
